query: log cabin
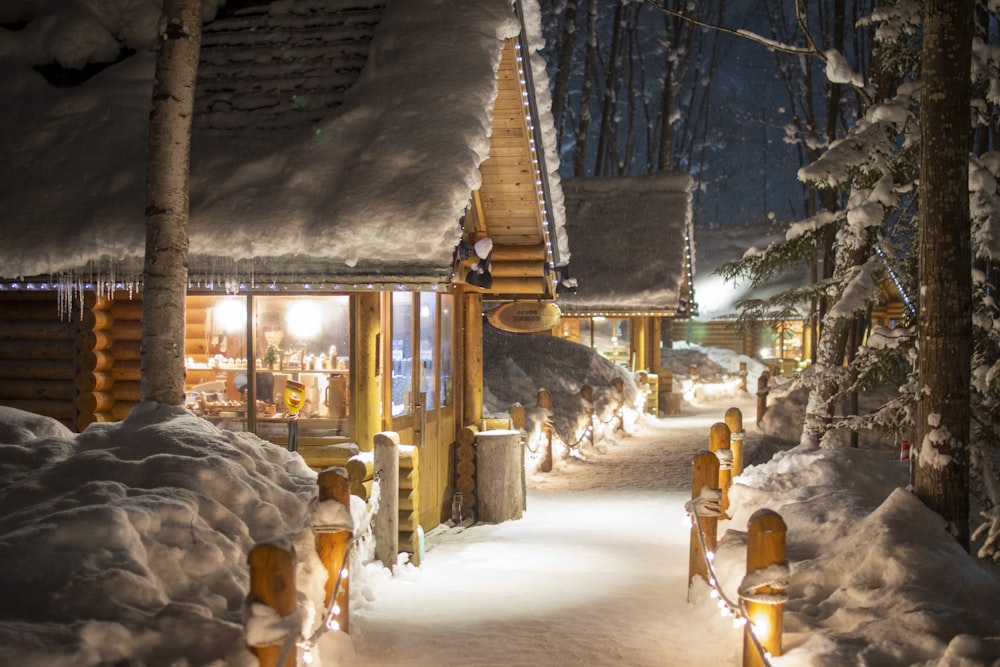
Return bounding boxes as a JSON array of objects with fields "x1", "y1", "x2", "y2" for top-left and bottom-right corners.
[
  {"x1": 553, "y1": 173, "x2": 694, "y2": 412},
  {"x1": 0, "y1": 0, "x2": 568, "y2": 558},
  {"x1": 684, "y1": 223, "x2": 912, "y2": 376}
]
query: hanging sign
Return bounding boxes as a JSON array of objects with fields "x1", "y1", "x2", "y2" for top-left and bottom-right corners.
[{"x1": 487, "y1": 302, "x2": 561, "y2": 333}]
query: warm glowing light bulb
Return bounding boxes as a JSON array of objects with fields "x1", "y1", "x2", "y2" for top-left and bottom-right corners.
[
  {"x1": 302, "y1": 649, "x2": 315, "y2": 664},
  {"x1": 340, "y1": 568, "x2": 349, "y2": 579},
  {"x1": 286, "y1": 301, "x2": 321, "y2": 339},
  {"x1": 751, "y1": 613, "x2": 771, "y2": 640},
  {"x1": 328, "y1": 619, "x2": 341, "y2": 632}
]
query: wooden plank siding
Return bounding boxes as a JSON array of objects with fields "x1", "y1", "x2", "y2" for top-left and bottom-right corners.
[{"x1": 469, "y1": 40, "x2": 555, "y2": 299}]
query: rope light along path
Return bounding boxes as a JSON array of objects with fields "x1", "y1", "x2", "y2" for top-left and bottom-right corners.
[{"x1": 685, "y1": 470, "x2": 788, "y2": 666}]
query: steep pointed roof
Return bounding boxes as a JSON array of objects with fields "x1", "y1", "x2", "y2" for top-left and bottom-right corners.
[{"x1": 0, "y1": 0, "x2": 566, "y2": 291}]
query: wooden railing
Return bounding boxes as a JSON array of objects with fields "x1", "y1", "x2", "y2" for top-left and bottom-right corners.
[{"x1": 686, "y1": 407, "x2": 788, "y2": 667}]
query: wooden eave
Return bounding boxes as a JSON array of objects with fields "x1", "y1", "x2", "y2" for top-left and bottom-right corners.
[{"x1": 460, "y1": 38, "x2": 557, "y2": 301}]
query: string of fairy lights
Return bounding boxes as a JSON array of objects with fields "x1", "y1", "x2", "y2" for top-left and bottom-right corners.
[
  {"x1": 260, "y1": 475, "x2": 382, "y2": 666},
  {"x1": 684, "y1": 491, "x2": 788, "y2": 667}
]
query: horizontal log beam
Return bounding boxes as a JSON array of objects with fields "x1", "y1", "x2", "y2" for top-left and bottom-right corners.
[
  {"x1": 0, "y1": 359, "x2": 75, "y2": 381},
  {"x1": 0, "y1": 320, "x2": 76, "y2": 341},
  {"x1": 0, "y1": 380, "x2": 75, "y2": 402},
  {"x1": 0, "y1": 399, "x2": 74, "y2": 420},
  {"x1": 0, "y1": 340, "x2": 75, "y2": 361}
]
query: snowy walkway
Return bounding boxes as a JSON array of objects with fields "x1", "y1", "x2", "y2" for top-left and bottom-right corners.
[{"x1": 346, "y1": 397, "x2": 756, "y2": 666}]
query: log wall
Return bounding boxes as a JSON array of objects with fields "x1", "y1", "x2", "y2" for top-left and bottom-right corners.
[
  {"x1": 76, "y1": 293, "x2": 144, "y2": 429},
  {"x1": 0, "y1": 291, "x2": 77, "y2": 428}
]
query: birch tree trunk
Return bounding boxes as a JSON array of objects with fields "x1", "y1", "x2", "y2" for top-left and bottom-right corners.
[
  {"x1": 915, "y1": 0, "x2": 973, "y2": 549},
  {"x1": 142, "y1": 0, "x2": 202, "y2": 405}
]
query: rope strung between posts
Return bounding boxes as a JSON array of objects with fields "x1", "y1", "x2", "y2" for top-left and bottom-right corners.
[
  {"x1": 684, "y1": 492, "x2": 787, "y2": 667},
  {"x1": 272, "y1": 472, "x2": 383, "y2": 666},
  {"x1": 551, "y1": 413, "x2": 594, "y2": 452}
]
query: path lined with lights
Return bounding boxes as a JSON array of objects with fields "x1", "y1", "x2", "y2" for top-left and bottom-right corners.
[{"x1": 348, "y1": 396, "x2": 759, "y2": 666}]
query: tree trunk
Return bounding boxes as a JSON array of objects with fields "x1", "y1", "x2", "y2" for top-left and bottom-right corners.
[
  {"x1": 550, "y1": 0, "x2": 578, "y2": 156},
  {"x1": 573, "y1": 0, "x2": 599, "y2": 177},
  {"x1": 142, "y1": 0, "x2": 202, "y2": 405},
  {"x1": 915, "y1": 0, "x2": 973, "y2": 549}
]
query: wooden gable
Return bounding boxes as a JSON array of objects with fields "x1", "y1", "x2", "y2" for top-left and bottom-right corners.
[{"x1": 459, "y1": 39, "x2": 557, "y2": 300}]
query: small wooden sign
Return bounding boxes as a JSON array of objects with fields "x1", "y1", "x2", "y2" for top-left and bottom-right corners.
[{"x1": 487, "y1": 301, "x2": 561, "y2": 333}]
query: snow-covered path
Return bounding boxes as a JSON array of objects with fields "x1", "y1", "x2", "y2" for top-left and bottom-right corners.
[{"x1": 345, "y1": 396, "x2": 757, "y2": 666}]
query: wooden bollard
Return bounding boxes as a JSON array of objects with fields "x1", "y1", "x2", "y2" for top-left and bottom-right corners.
[
  {"x1": 725, "y1": 407, "x2": 745, "y2": 477},
  {"x1": 537, "y1": 388, "x2": 552, "y2": 410},
  {"x1": 743, "y1": 509, "x2": 787, "y2": 667},
  {"x1": 709, "y1": 422, "x2": 733, "y2": 514},
  {"x1": 373, "y1": 431, "x2": 400, "y2": 570},
  {"x1": 580, "y1": 384, "x2": 595, "y2": 446},
  {"x1": 739, "y1": 361, "x2": 749, "y2": 392},
  {"x1": 317, "y1": 468, "x2": 352, "y2": 633},
  {"x1": 536, "y1": 390, "x2": 553, "y2": 473},
  {"x1": 247, "y1": 543, "x2": 297, "y2": 667},
  {"x1": 611, "y1": 378, "x2": 624, "y2": 431},
  {"x1": 756, "y1": 371, "x2": 770, "y2": 425},
  {"x1": 689, "y1": 450, "x2": 720, "y2": 588},
  {"x1": 509, "y1": 403, "x2": 526, "y2": 430}
]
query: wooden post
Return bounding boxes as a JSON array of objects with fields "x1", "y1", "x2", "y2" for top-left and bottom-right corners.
[
  {"x1": 456, "y1": 424, "x2": 478, "y2": 519},
  {"x1": 475, "y1": 430, "x2": 525, "y2": 523},
  {"x1": 611, "y1": 378, "x2": 624, "y2": 431},
  {"x1": 247, "y1": 543, "x2": 297, "y2": 667},
  {"x1": 373, "y1": 431, "x2": 400, "y2": 570},
  {"x1": 462, "y1": 290, "x2": 484, "y2": 430},
  {"x1": 580, "y1": 384, "x2": 595, "y2": 446},
  {"x1": 709, "y1": 422, "x2": 733, "y2": 515},
  {"x1": 726, "y1": 407, "x2": 746, "y2": 477},
  {"x1": 316, "y1": 468, "x2": 352, "y2": 634},
  {"x1": 739, "y1": 361, "x2": 749, "y2": 392},
  {"x1": 537, "y1": 389, "x2": 553, "y2": 473},
  {"x1": 743, "y1": 510, "x2": 787, "y2": 667},
  {"x1": 756, "y1": 371, "x2": 770, "y2": 426},
  {"x1": 350, "y1": 292, "x2": 381, "y2": 452},
  {"x1": 689, "y1": 451, "x2": 720, "y2": 587}
]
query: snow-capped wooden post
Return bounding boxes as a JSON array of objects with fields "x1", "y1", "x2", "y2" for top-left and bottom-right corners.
[
  {"x1": 756, "y1": 371, "x2": 770, "y2": 425},
  {"x1": 316, "y1": 468, "x2": 351, "y2": 634},
  {"x1": 374, "y1": 431, "x2": 400, "y2": 570},
  {"x1": 688, "y1": 450, "x2": 720, "y2": 587},
  {"x1": 726, "y1": 407, "x2": 745, "y2": 477},
  {"x1": 537, "y1": 389, "x2": 553, "y2": 472},
  {"x1": 247, "y1": 543, "x2": 297, "y2": 667},
  {"x1": 709, "y1": 422, "x2": 733, "y2": 514},
  {"x1": 509, "y1": 403, "x2": 528, "y2": 507},
  {"x1": 611, "y1": 377, "x2": 625, "y2": 431},
  {"x1": 580, "y1": 384, "x2": 595, "y2": 446},
  {"x1": 743, "y1": 509, "x2": 787, "y2": 667}
]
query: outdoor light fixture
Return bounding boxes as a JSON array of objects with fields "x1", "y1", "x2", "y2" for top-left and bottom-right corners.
[
  {"x1": 214, "y1": 299, "x2": 246, "y2": 333},
  {"x1": 286, "y1": 301, "x2": 321, "y2": 339}
]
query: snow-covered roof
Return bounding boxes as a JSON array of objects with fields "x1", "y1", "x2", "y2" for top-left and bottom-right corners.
[
  {"x1": 0, "y1": 0, "x2": 566, "y2": 290},
  {"x1": 556, "y1": 172, "x2": 692, "y2": 313}
]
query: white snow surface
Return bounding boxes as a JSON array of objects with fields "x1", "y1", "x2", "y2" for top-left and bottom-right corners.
[{"x1": 1, "y1": 344, "x2": 999, "y2": 666}]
